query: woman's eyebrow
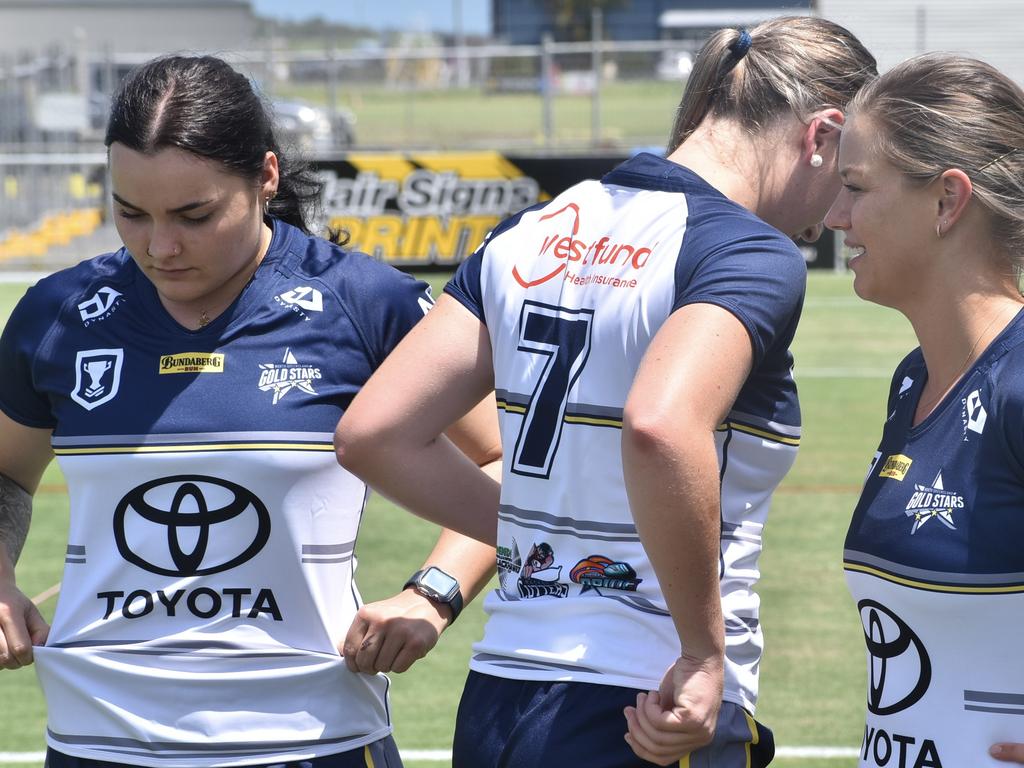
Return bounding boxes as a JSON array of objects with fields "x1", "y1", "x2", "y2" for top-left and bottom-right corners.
[{"x1": 111, "y1": 192, "x2": 215, "y2": 213}]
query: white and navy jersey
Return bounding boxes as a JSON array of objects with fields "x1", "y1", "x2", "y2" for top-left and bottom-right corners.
[
  {"x1": 0, "y1": 221, "x2": 432, "y2": 767},
  {"x1": 845, "y1": 309, "x2": 1024, "y2": 768},
  {"x1": 446, "y1": 152, "x2": 805, "y2": 711}
]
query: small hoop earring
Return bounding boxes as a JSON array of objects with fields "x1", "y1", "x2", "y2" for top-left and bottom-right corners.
[{"x1": 810, "y1": 154, "x2": 824, "y2": 168}]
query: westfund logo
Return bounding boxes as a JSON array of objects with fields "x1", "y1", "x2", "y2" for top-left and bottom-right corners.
[{"x1": 512, "y1": 203, "x2": 653, "y2": 288}]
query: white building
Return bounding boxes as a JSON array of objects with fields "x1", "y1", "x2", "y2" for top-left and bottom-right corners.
[
  {"x1": 816, "y1": 0, "x2": 1024, "y2": 84},
  {"x1": 0, "y1": 0, "x2": 257, "y2": 57}
]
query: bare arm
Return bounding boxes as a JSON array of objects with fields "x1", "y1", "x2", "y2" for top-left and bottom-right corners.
[
  {"x1": 342, "y1": 527, "x2": 496, "y2": 674},
  {"x1": 336, "y1": 294, "x2": 500, "y2": 544},
  {"x1": 0, "y1": 410, "x2": 56, "y2": 668},
  {"x1": 621, "y1": 303, "x2": 754, "y2": 765},
  {"x1": 0, "y1": 474, "x2": 32, "y2": 566},
  {"x1": 342, "y1": 393, "x2": 501, "y2": 674}
]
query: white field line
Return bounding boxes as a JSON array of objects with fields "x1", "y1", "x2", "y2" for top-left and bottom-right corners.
[
  {"x1": 0, "y1": 747, "x2": 860, "y2": 763},
  {"x1": 30, "y1": 583, "x2": 61, "y2": 606}
]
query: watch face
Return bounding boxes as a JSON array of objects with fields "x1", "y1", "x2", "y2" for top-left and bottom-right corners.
[{"x1": 420, "y1": 567, "x2": 459, "y2": 600}]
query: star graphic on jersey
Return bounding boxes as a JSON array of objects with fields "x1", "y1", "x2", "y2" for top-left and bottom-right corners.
[
  {"x1": 905, "y1": 471, "x2": 958, "y2": 534},
  {"x1": 257, "y1": 349, "x2": 319, "y2": 405}
]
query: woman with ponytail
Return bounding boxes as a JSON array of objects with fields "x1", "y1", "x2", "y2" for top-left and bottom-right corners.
[{"x1": 336, "y1": 16, "x2": 877, "y2": 768}]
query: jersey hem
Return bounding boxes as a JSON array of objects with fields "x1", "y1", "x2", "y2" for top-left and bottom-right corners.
[
  {"x1": 467, "y1": 659, "x2": 756, "y2": 713},
  {"x1": 45, "y1": 726, "x2": 394, "y2": 768}
]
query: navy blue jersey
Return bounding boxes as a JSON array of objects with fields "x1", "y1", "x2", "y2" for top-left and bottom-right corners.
[
  {"x1": 0, "y1": 221, "x2": 431, "y2": 767},
  {"x1": 445, "y1": 152, "x2": 805, "y2": 711},
  {"x1": 845, "y1": 308, "x2": 1024, "y2": 767}
]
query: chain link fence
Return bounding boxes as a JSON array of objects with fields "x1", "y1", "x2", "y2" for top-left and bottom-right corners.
[{"x1": 0, "y1": 36, "x2": 704, "y2": 270}]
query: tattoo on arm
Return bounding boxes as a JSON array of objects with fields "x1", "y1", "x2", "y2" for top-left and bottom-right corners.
[{"x1": 0, "y1": 473, "x2": 32, "y2": 565}]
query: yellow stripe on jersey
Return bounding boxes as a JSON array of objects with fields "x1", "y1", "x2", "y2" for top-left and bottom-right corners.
[
  {"x1": 496, "y1": 400, "x2": 527, "y2": 415},
  {"x1": 717, "y1": 421, "x2": 800, "y2": 447},
  {"x1": 564, "y1": 414, "x2": 622, "y2": 428},
  {"x1": 496, "y1": 400, "x2": 622, "y2": 427},
  {"x1": 364, "y1": 744, "x2": 375, "y2": 768},
  {"x1": 744, "y1": 709, "x2": 760, "y2": 768},
  {"x1": 845, "y1": 561, "x2": 1024, "y2": 594},
  {"x1": 679, "y1": 753, "x2": 690, "y2": 768},
  {"x1": 53, "y1": 443, "x2": 334, "y2": 456}
]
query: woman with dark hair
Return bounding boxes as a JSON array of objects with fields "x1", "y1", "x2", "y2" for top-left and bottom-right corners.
[
  {"x1": 337, "y1": 16, "x2": 876, "y2": 768},
  {"x1": 825, "y1": 52, "x2": 1024, "y2": 766},
  {"x1": 0, "y1": 54, "x2": 498, "y2": 768}
]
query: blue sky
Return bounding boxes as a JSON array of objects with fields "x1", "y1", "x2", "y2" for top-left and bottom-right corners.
[{"x1": 250, "y1": 0, "x2": 491, "y2": 34}]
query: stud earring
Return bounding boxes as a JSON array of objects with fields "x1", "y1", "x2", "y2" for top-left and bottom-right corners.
[{"x1": 810, "y1": 154, "x2": 824, "y2": 168}]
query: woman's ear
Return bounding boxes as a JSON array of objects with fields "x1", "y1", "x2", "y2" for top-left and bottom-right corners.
[
  {"x1": 261, "y1": 151, "x2": 280, "y2": 198},
  {"x1": 803, "y1": 108, "x2": 845, "y2": 166},
  {"x1": 934, "y1": 168, "x2": 973, "y2": 237}
]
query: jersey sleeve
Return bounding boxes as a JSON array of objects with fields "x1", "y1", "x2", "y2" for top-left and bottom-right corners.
[
  {"x1": 445, "y1": 202, "x2": 548, "y2": 328},
  {"x1": 0, "y1": 284, "x2": 59, "y2": 428},
  {"x1": 673, "y1": 217, "x2": 806, "y2": 366},
  {"x1": 333, "y1": 254, "x2": 434, "y2": 370},
  {"x1": 991, "y1": 354, "x2": 1024, "y2": 480}
]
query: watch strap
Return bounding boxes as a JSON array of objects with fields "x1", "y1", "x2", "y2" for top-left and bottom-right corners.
[{"x1": 404, "y1": 568, "x2": 464, "y2": 624}]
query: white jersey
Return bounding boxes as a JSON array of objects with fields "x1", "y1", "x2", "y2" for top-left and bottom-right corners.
[
  {"x1": 0, "y1": 221, "x2": 433, "y2": 767},
  {"x1": 446, "y1": 153, "x2": 806, "y2": 711},
  {"x1": 846, "y1": 310, "x2": 1024, "y2": 767}
]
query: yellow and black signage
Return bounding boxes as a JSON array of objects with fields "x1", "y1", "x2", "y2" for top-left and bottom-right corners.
[
  {"x1": 313, "y1": 152, "x2": 626, "y2": 266},
  {"x1": 159, "y1": 353, "x2": 225, "y2": 374}
]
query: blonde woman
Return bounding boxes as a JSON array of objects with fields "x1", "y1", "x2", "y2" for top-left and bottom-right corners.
[{"x1": 826, "y1": 53, "x2": 1024, "y2": 767}]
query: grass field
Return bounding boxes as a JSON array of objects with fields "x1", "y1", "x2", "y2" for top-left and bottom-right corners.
[
  {"x1": 277, "y1": 80, "x2": 683, "y2": 150},
  {"x1": 0, "y1": 272, "x2": 918, "y2": 767}
]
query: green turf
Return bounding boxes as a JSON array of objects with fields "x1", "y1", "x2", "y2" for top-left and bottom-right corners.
[
  {"x1": 277, "y1": 81, "x2": 682, "y2": 150},
  {"x1": 0, "y1": 271, "x2": 918, "y2": 767}
]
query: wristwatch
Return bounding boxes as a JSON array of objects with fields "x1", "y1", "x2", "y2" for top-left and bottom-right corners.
[{"x1": 404, "y1": 566, "x2": 464, "y2": 623}]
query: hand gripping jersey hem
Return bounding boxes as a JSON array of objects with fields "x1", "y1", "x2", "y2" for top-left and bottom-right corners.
[
  {"x1": 45, "y1": 725, "x2": 394, "y2": 768},
  {"x1": 468, "y1": 657, "x2": 757, "y2": 714}
]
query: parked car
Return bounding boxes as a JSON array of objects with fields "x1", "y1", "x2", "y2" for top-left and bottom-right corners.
[{"x1": 271, "y1": 99, "x2": 356, "y2": 151}]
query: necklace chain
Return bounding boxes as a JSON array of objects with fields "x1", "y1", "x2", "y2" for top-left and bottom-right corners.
[
  {"x1": 198, "y1": 310, "x2": 211, "y2": 329},
  {"x1": 916, "y1": 302, "x2": 1019, "y2": 420}
]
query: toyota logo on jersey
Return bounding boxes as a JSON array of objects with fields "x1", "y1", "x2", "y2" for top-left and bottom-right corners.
[
  {"x1": 858, "y1": 599, "x2": 932, "y2": 715},
  {"x1": 114, "y1": 475, "x2": 271, "y2": 576}
]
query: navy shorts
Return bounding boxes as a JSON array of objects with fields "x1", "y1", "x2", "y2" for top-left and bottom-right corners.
[
  {"x1": 453, "y1": 671, "x2": 774, "y2": 768},
  {"x1": 44, "y1": 736, "x2": 403, "y2": 768}
]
